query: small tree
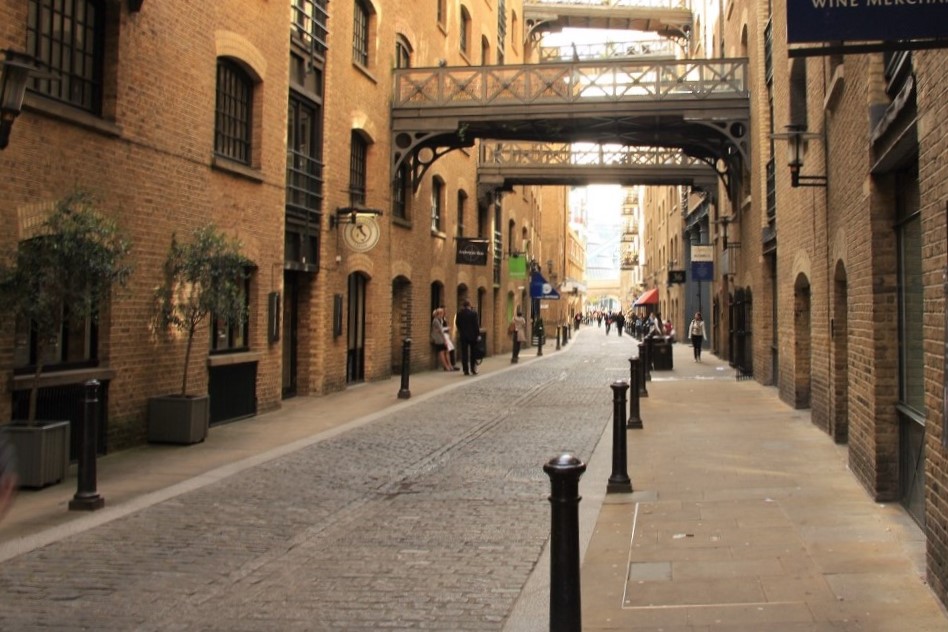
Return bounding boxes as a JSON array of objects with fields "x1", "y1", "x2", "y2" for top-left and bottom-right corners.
[
  {"x1": 154, "y1": 225, "x2": 251, "y2": 397},
  {"x1": 0, "y1": 192, "x2": 133, "y2": 424}
]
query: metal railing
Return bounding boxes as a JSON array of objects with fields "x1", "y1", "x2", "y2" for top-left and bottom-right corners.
[
  {"x1": 479, "y1": 142, "x2": 709, "y2": 169},
  {"x1": 539, "y1": 38, "x2": 678, "y2": 62},
  {"x1": 527, "y1": 0, "x2": 688, "y2": 8},
  {"x1": 393, "y1": 59, "x2": 748, "y2": 108}
]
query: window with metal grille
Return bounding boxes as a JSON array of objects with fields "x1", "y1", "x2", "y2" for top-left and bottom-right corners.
[
  {"x1": 497, "y1": 0, "x2": 507, "y2": 56},
  {"x1": 353, "y1": 0, "x2": 370, "y2": 66},
  {"x1": 291, "y1": 0, "x2": 329, "y2": 54},
  {"x1": 349, "y1": 132, "x2": 367, "y2": 206},
  {"x1": 431, "y1": 178, "x2": 444, "y2": 232},
  {"x1": 215, "y1": 59, "x2": 253, "y2": 164},
  {"x1": 393, "y1": 163, "x2": 410, "y2": 220},
  {"x1": 211, "y1": 276, "x2": 251, "y2": 353},
  {"x1": 26, "y1": 0, "x2": 104, "y2": 113},
  {"x1": 287, "y1": 94, "x2": 323, "y2": 214}
]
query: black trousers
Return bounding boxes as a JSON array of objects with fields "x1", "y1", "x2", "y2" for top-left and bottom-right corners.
[{"x1": 460, "y1": 338, "x2": 478, "y2": 372}]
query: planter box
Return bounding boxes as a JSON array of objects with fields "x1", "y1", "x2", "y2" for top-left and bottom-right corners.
[
  {"x1": 2, "y1": 421, "x2": 70, "y2": 489},
  {"x1": 147, "y1": 395, "x2": 209, "y2": 444}
]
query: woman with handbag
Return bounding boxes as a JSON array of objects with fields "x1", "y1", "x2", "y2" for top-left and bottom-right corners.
[
  {"x1": 430, "y1": 308, "x2": 456, "y2": 371},
  {"x1": 689, "y1": 311, "x2": 706, "y2": 362}
]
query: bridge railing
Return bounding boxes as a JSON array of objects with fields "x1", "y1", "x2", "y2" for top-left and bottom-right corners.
[
  {"x1": 538, "y1": 38, "x2": 679, "y2": 62},
  {"x1": 393, "y1": 59, "x2": 748, "y2": 109},
  {"x1": 479, "y1": 142, "x2": 709, "y2": 169},
  {"x1": 526, "y1": 0, "x2": 689, "y2": 9}
]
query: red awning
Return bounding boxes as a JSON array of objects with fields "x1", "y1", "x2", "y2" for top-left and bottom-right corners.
[{"x1": 633, "y1": 288, "x2": 659, "y2": 306}]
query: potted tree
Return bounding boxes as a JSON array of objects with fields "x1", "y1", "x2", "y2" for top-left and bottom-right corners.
[
  {"x1": 149, "y1": 225, "x2": 250, "y2": 444},
  {"x1": 0, "y1": 192, "x2": 132, "y2": 487}
]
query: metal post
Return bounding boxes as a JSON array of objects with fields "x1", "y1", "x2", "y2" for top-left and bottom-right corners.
[
  {"x1": 538, "y1": 331, "x2": 544, "y2": 356},
  {"x1": 544, "y1": 453, "x2": 586, "y2": 632},
  {"x1": 642, "y1": 339, "x2": 653, "y2": 382},
  {"x1": 627, "y1": 358, "x2": 644, "y2": 429},
  {"x1": 607, "y1": 381, "x2": 633, "y2": 493},
  {"x1": 637, "y1": 342, "x2": 650, "y2": 397},
  {"x1": 556, "y1": 325, "x2": 561, "y2": 350},
  {"x1": 397, "y1": 338, "x2": 412, "y2": 399},
  {"x1": 69, "y1": 379, "x2": 104, "y2": 511}
]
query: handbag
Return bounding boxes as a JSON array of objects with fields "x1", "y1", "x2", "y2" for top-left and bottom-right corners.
[{"x1": 508, "y1": 322, "x2": 517, "y2": 335}]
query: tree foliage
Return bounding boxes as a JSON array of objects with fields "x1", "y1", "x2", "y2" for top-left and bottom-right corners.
[
  {"x1": 0, "y1": 192, "x2": 133, "y2": 423},
  {"x1": 154, "y1": 225, "x2": 251, "y2": 396}
]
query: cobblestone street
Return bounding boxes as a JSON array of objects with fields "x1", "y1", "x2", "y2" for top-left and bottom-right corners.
[{"x1": 0, "y1": 333, "x2": 628, "y2": 631}]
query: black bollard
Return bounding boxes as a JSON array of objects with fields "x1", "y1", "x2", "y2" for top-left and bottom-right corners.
[
  {"x1": 636, "y1": 343, "x2": 650, "y2": 397},
  {"x1": 607, "y1": 381, "x2": 633, "y2": 494},
  {"x1": 538, "y1": 332, "x2": 544, "y2": 357},
  {"x1": 69, "y1": 380, "x2": 105, "y2": 511},
  {"x1": 397, "y1": 338, "x2": 412, "y2": 399},
  {"x1": 561, "y1": 325, "x2": 567, "y2": 346},
  {"x1": 556, "y1": 325, "x2": 561, "y2": 350},
  {"x1": 627, "y1": 358, "x2": 644, "y2": 429},
  {"x1": 544, "y1": 453, "x2": 586, "y2": 632},
  {"x1": 642, "y1": 339, "x2": 653, "y2": 382}
]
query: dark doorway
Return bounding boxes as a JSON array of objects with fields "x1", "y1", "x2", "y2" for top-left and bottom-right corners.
[
  {"x1": 347, "y1": 272, "x2": 367, "y2": 383},
  {"x1": 282, "y1": 271, "x2": 299, "y2": 398}
]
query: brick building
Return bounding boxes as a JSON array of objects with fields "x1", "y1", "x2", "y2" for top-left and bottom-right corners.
[{"x1": 1, "y1": 2, "x2": 555, "y2": 455}]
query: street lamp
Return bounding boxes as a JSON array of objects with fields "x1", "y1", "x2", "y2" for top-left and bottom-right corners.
[
  {"x1": 0, "y1": 50, "x2": 40, "y2": 150},
  {"x1": 781, "y1": 124, "x2": 827, "y2": 188}
]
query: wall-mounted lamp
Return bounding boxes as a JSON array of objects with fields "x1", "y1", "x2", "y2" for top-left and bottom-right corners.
[
  {"x1": 776, "y1": 125, "x2": 827, "y2": 188},
  {"x1": 0, "y1": 50, "x2": 42, "y2": 150}
]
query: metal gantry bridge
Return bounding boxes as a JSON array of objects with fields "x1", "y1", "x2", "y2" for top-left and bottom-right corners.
[
  {"x1": 523, "y1": 0, "x2": 693, "y2": 40},
  {"x1": 392, "y1": 58, "x2": 749, "y2": 200}
]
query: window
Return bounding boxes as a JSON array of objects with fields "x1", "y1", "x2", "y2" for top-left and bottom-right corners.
[
  {"x1": 497, "y1": 0, "x2": 507, "y2": 59},
  {"x1": 896, "y1": 166, "x2": 923, "y2": 413},
  {"x1": 353, "y1": 0, "x2": 370, "y2": 66},
  {"x1": 460, "y1": 6, "x2": 472, "y2": 56},
  {"x1": 215, "y1": 58, "x2": 253, "y2": 164},
  {"x1": 14, "y1": 305, "x2": 97, "y2": 371},
  {"x1": 26, "y1": 0, "x2": 104, "y2": 113},
  {"x1": 292, "y1": 0, "x2": 329, "y2": 54},
  {"x1": 211, "y1": 276, "x2": 251, "y2": 353},
  {"x1": 393, "y1": 163, "x2": 411, "y2": 221},
  {"x1": 396, "y1": 35, "x2": 412, "y2": 69},
  {"x1": 431, "y1": 177, "x2": 445, "y2": 232},
  {"x1": 457, "y1": 190, "x2": 467, "y2": 237},
  {"x1": 349, "y1": 132, "x2": 368, "y2": 206},
  {"x1": 437, "y1": 0, "x2": 446, "y2": 26}
]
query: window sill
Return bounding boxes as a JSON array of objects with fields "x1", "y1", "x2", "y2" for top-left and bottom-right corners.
[
  {"x1": 211, "y1": 155, "x2": 264, "y2": 182},
  {"x1": 24, "y1": 93, "x2": 122, "y2": 139},
  {"x1": 353, "y1": 62, "x2": 379, "y2": 84},
  {"x1": 431, "y1": 229, "x2": 447, "y2": 239},
  {"x1": 393, "y1": 216, "x2": 412, "y2": 229},
  {"x1": 12, "y1": 366, "x2": 117, "y2": 391},
  {"x1": 207, "y1": 351, "x2": 262, "y2": 367}
]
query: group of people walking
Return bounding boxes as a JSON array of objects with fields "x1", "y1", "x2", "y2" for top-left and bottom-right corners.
[
  {"x1": 431, "y1": 303, "x2": 708, "y2": 371},
  {"x1": 430, "y1": 300, "x2": 484, "y2": 376}
]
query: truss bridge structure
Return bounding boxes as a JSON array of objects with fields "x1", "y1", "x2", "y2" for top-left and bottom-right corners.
[
  {"x1": 477, "y1": 142, "x2": 719, "y2": 195},
  {"x1": 538, "y1": 37, "x2": 680, "y2": 62},
  {"x1": 391, "y1": 57, "x2": 750, "y2": 202},
  {"x1": 523, "y1": 0, "x2": 693, "y2": 41}
]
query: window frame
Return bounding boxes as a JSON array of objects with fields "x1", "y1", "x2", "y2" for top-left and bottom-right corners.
[
  {"x1": 26, "y1": 0, "x2": 105, "y2": 114},
  {"x1": 353, "y1": 0, "x2": 371, "y2": 67},
  {"x1": 431, "y1": 177, "x2": 445, "y2": 233},
  {"x1": 214, "y1": 58, "x2": 254, "y2": 165},
  {"x1": 349, "y1": 131, "x2": 368, "y2": 207},
  {"x1": 210, "y1": 275, "x2": 252, "y2": 354}
]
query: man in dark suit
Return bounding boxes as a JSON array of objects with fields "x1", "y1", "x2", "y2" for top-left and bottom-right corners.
[{"x1": 455, "y1": 299, "x2": 481, "y2": 375}]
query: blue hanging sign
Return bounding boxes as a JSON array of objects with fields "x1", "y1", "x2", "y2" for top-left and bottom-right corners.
[{"x1": 530, "y1": 272, "x2": 561, "y2": 300}]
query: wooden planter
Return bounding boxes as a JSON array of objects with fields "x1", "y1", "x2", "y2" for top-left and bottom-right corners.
[
  {"x1": 147, "y1": 395, "x2": 209, "y2": 445},
  {"x1": 2, "y1": 420, "x2": 70, "y2": 489}
]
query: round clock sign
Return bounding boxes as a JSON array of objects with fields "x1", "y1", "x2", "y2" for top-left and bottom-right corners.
[{"x1": 343, "y1": 217, "x2": 380, "y2": 252}]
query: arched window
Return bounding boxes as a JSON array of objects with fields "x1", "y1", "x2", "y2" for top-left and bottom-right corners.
[
  {"x1": 460, "y1": 6, "x2": 472, "y2": 56},
  {"x1": 353, "y1": 0, "x2": 373, "y2": 66},
  {"x1": 349, "y1": 131, "x2": 369, "y2": 206},
  {"x1": 431, "y1": 177, "x2": 445, "y2": 232},
  {"x1": 215, "y1": 58, "x2": 254, "y2": 164},
  {"x1": 396, "y1": 34, "x2": 412, "y2": 69}
]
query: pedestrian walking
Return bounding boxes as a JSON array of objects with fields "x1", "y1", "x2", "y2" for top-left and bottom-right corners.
[
  {"x1": 430, "y1": 308, "x2": 455, "y2": 371},
  {"x1": 510, "y1": 307, "x2": 527, "y2": 363},
  {"x1": 456, "y1": 299, "x2": 481, "y2": 375},
  {"x1": 615, "y1": 311, "x2": 625, "y2": 336},
  {"x1": 689, "y1": 311, "x2": 706, "y2": 361}
]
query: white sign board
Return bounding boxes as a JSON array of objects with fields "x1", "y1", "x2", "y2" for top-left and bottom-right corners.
[{"x1": 692, "y1": 245, "x2": 713, "y2": 262}]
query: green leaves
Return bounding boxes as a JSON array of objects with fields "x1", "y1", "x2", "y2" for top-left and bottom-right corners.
[{"x1": 154, "y1": 224, "x2": 251, "y2": 395}]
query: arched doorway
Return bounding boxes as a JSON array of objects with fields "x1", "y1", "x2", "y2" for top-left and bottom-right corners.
[
  {"x1": 347, "y1": 272, "x2": 368, "y2": 384},
  {"x1": 793, "y1": 273, "x2": 811, "y2": 409},
  {"x1": 831, "y1": 261, "x2": 848, "y2": 443}
]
